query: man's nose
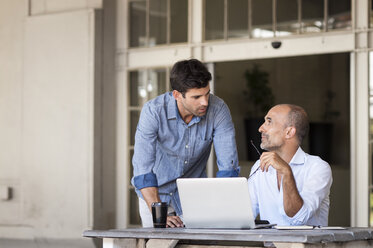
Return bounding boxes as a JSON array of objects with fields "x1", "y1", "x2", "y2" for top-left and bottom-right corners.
[
  {"x1": 258, "y1": 123, "x2": 264, "y2": 133},
  {"x1": 200, "y1": 96, "x2": 208, "y2": 106}
]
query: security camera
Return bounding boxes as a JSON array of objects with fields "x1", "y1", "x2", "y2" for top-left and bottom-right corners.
[{"x1": 271, "y1": 41, "x2": 282, "y2": 49}]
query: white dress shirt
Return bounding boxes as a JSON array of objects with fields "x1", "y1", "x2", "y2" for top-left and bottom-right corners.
[{"x1": 248, "y1": 147, "x2": 332, "y2": 226}]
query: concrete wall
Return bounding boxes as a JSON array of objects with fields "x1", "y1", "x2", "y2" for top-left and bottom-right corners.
[{"x1": 0, "y1": 0, "x2": 116, "y2": 247}]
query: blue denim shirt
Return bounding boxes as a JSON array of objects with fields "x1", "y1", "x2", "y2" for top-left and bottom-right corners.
[{"x1": 131, "y1": 92, "x2": 240, "y2": 215}]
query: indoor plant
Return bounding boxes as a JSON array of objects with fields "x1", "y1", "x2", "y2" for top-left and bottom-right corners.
[{"x1": 243, "y1": 64, "x2": 275, "y2": 160}]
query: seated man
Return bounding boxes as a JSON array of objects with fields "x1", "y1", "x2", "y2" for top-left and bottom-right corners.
[{"x1": 248, "y1": 104, "x2": 332, "y2": 226}]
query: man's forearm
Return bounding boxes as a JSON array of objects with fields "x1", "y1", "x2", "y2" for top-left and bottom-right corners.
[
  {"x1": 282, "y1": 170, "x2": 303, "y2": 217},
  {"x1": 140, "y1": 187, "x2": 161, "y2": 211}
]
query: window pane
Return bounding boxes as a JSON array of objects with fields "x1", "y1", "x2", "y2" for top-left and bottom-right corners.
[
  {"x1": 148, "y1": 69, "x2": 167, "y2": 99},
  {"x1": 276, "y1": 0, "x2": 298, "y2": 36},
  {"x1": 170, "y1": 0, "x2": 188, "y2": 43},
  {"x1": 129, "y1": 0, "x2": 146, "y2": 47},
  {"x1": 205, "y1": 0, "x2": 224, "y2": 40},
  {"x1": 129, "y1": 71, "x2": 147, "y2": 106},
  {"x1": 328, "y1": 0, "x2": 351, "y2": 30},
  {"x1": 302, "y1": 0, "x2": 324, "y2": 33},
  {"x1": 130, "y1": 111, "x2": 140, "y2": 146},
  {"x1": 251, "y1": 0, "x2": 273, "y2": 38},
  {"x1": 228, "y1": 0, "x2": 248, "y2": 39},
  {"x1": 149, "y1": 0, "x2": 167, "y2": 46}
]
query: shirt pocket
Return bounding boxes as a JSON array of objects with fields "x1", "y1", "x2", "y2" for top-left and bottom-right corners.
[{"x1": 192, "y1": 136, "x2": 213, "y2": 157}]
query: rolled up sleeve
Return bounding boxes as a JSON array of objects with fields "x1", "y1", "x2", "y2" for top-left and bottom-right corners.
[
  {"x1": 132, "y1": 103, "x2": 159, "y2": 189},
  {"x1": 279, "y1": 161, "x2": 333, "y2": 225}
]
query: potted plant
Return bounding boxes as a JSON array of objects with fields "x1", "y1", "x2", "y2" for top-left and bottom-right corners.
[{"x1": 243, "y1": 64, "x2": 275, "y2": 160}]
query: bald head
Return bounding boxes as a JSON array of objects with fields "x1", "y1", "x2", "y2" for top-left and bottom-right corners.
[{"x1": 276, "y1": 104, "x2": 309, "y2": 144}]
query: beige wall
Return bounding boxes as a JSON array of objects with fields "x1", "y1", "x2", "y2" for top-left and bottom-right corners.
[{"x1": 0, "y1": 0, "x2": 116, "y2": 247}]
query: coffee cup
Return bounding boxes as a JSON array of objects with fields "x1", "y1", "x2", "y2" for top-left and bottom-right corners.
[{"x1": 151, "y1": 202, "x2": 168, "y2": 228}]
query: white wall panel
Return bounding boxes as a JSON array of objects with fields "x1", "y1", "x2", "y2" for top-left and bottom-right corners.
[
  {"x1": 0, "y1": 0, "x2": 27, "y2": 227},
  {"x1": 127, "y1": 45, "x2": 191, "y2": 69},
  {"x1": 30, "y1": 0, "x2": 102, "y2": 15},
  {"x1": 22, "y1": 9, "x2": 98, "y2": 239}
]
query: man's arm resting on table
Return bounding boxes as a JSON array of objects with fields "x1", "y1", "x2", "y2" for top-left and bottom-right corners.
[
  {"x1": 259, "y1": 152, "x2": 303, "y2": 217},
  {"x1": 281, "y1": 168, "x2": 303, "y2": 217},
  {"x1": 140, "y1": 187, "x2": 184, "y2": 228}
]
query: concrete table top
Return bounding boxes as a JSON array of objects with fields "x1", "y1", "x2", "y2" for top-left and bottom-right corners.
[{"x1": 83, "y1": 227, "x2": 373, "y2": 244}]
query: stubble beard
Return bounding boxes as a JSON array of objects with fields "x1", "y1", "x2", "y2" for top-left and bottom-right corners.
[{"x1": 260, "y1": 135, "x2": 282, "y2": 151}]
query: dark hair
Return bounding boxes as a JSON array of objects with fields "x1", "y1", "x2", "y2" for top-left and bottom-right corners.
[
  {"x1": 170, "y1": 59, "x2": 211, "y2": 96},
  {"x1": 285, "y1": 104, "x2": 309, "y2": 144}
]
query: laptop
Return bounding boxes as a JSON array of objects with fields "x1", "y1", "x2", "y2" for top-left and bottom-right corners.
[{"x1": 177, "y1": 177, "x2": 272, "y2": 229}]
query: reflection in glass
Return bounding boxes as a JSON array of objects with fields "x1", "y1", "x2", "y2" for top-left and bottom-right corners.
[
  {"x1": 302, "y1": 0, "x2": 324, "y2": 33},
  {"x1": 130, "y1": 71, "x2": 147, "y2": 106},
  {"x1": 228, "y1": 0, "x2": 248, "y2": 39},
  {"x1": 276, "y1": 0, "x2": 298, "y2": 36},
  {"x1": 205, "y1": 0, "x2": 224, "y2": 40},
  {"x1": 251, "y1": 0, "x2": 273, "y2": 38},
  {"x1": 148, "y1": 69, "x2": 167, "y2": 100},
  {"x1": 129, "y1": 188, "x2": 141, "y2": 225},
  {"x1": 129, "y1": 0, "x2": 147, "y2": 47},
  {"x1": 328, "y1": 0, "x2": 351, "y2": 30},
  {"x1": 130, "y1": 111, "x2": 140, "y2": 146},
  {"x1": 149, "y1": 0, "x2": 167, "y2": 46},
  {"x1": 170, "y1": 0, "x2": 188, "y2": 43}
]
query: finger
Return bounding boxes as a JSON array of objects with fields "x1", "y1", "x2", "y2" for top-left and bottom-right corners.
[
  {"x1": 167, "y1": 216, "x2": 183, "y2": 228},
  {"x1": 260, "y1": 157, "x2": 269, "y2": 171},
  {"x1": 166, "y1": 216, "x2": 177, "y2": 228},
  {"x1": 171, "y1": 216, "x2": 184, "y2": 227}
]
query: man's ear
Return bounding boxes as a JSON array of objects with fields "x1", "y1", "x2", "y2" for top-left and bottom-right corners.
[
  {"x1": 172, "y1": 90, "x2": 181, "y2": 100},
  {"x1": 285, "y1": 126, "x2": 296, "y2": 139}
]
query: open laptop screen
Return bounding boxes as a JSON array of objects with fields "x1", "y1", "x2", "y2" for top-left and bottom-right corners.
[{"x1": 177, "y1": 177, "x2": 255, "y2": 229}]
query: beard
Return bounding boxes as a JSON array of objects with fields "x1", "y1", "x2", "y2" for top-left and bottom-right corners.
[
  {"x1": 182, "y1": 101, "x2": 208, "y2": 117},
  {"x1": 260, "y1": 134, "x2": 282, "y2": 151}
]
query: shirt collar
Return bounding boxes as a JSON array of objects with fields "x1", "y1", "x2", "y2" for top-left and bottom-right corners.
[
  {"x1": 289, "y1": 147, "x2": 306, "y2": 166},
  {"x1": 167, "y1": 93, "x2": 177, "y2": 120},
  {"x1": 166, "y1": 93, "x2": 205, "y2": 124}
]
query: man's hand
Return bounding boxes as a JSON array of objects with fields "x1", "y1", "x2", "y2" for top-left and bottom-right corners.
[
  {"x1": 260, "y1": 151, "x2": 303, "y2": 217},
  {"x1": 259, "y1": 152, "x2": 291, "y2": 175},
  {"x1": 167, "y1": 216, "x2": 184, "y2": 228}
]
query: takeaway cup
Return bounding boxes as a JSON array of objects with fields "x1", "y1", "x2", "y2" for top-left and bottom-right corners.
[{"x1": 151, "y1": 202, "x2": 168, "y2": 228}]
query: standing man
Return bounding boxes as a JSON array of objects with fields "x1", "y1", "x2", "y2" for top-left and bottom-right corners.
[
  {"x1": 132, "y1": 59, "x2": 240, "y2": 228},
  {"x1": 248, "y1": 104, "x2": 332, "y2": 226}
]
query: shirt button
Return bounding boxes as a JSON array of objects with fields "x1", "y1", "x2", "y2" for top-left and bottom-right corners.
[
  {"x1": 185, "y1": 145, "x2": 189, "y2": 148},
  {"x1": 184, "y1": 161, "x2": 188, "y2": 164},
  {"x1": 170, "y1": 193, "x2": 173, "y2": 196}
]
